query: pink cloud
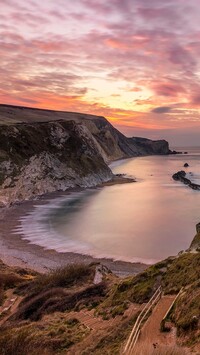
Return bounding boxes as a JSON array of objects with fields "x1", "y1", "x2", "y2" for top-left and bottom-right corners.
[
  {"x1": 151, "y1": 82, "x2": 186, "y2": 98},
  {"x1": 1, "y1": 0, "x2": 200, "y2": 145}
]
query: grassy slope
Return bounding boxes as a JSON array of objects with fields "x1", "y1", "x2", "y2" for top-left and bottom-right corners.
[{"x1": 0, "y1": 252, "x2": 199, "y2": 354}]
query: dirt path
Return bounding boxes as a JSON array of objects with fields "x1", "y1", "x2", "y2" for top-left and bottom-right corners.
[
  {"x1": 66, "y1": 303, "x2": 142, "y2": 354},
  {"x1": 0, "y1": 289, "x2": 22, "y2": 326},
  {"x1": 138, "y1": 295, "x2": 176, "y2": 346}
]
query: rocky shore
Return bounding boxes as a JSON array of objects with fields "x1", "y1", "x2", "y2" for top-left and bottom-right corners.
[{"x1": 172, "y1": 170, "x2": 200, "y2": 190}]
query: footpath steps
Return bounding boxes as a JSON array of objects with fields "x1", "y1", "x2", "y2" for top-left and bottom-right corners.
[
  {"x1": 138, "y1": 295, "x2": 176, "y2": 345},
  {"x1": 63, "y1": 303, "x2": 141, "y2": 331},
  {"x1": 66, "y1": 303, "x2": 141, "y2": 355}
]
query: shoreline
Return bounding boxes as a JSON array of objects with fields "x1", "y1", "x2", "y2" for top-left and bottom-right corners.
[{"x1": 0, "y1": 178, "x2": 148, "y2": 278}]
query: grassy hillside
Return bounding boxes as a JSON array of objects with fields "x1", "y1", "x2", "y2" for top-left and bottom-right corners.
[{"x1": 0, "y1": 250, "x2": 199, "y2": 354}]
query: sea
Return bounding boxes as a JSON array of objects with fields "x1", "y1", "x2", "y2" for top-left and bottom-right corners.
[{"x1": 15, "y1": 147, "x2": 200, "y2": 265}]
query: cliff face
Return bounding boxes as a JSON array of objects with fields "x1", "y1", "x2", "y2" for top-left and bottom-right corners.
[
  {"x1": 70, "y1": 116, "x2": 170, "y2": 162},
  {"x1": 0, "y1": 105, "x2": 171, "y2": 206},
  {"x1": 0, "y1": 120, "x2": 112, "y2": 206}
]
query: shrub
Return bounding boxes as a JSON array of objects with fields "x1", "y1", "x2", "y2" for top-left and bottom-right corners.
[
  {"x1": 0, "y1": 328, "x2": 53, "y2": 355},
  {"x1": 0, "y1": 286, "x2": 4, "y2": 305},
  {"x1": 18, "y1": 263, "x2": 94, "y2": 299},
  {"x1": 12, "y1": 283, "x2": 107, "y2": 321},
  {"x1": 0, "y1": 273, "x2": 24, "y2": 289}
]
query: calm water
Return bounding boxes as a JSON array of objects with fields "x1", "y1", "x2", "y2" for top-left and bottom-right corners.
[{"x1": 16, "y1": 147, "x2": 200, "y2": 264}]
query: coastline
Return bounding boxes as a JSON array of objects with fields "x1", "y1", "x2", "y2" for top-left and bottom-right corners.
[{"x1": 0, "y1": 178, "x2": 148, "y2": 278}]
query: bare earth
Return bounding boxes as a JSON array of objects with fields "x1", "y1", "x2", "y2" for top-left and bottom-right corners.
[
  {"x1": 135, "y1": 296, "x2": 197, "y2": 355},
  {"x1": 138, "y1": 296, "x2": 176, "y2": 346}
]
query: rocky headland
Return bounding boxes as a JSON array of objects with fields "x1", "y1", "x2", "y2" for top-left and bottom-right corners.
[{"x1": 0, "y1": 104, "x2": 171, "y2": 207}]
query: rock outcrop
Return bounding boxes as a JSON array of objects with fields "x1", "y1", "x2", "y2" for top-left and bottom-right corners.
[
  {"x1": 0, "y1": 104, "x2": 171, "y2": 206},
  {"x1": 190, "y1": 223, "x2": 200, "y2": 250},
  {"x1": 172, "y1": 171, "x2": 200, "y2": 190}
]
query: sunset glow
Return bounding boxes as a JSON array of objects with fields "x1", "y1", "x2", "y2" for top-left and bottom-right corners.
[{"x1": 1, "y1": 0, "x2": 200, "y2": 145}]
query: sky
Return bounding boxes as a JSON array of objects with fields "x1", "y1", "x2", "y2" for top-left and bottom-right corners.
[{"x1": 1, "y1": 0, "x2": 200, "y2": 146}]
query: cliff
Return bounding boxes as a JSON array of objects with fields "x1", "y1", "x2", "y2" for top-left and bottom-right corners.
[
  {"x1": 0, "y1": 120, "x2": 113, "y2": 207},
  {"x1": 0, "y1": 104, "x2": 171, "y2": 206}
]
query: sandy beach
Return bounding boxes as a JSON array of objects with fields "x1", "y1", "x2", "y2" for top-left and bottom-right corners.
[{"x1": 0, "y1": 181, "x2": 148, "y2": 278}]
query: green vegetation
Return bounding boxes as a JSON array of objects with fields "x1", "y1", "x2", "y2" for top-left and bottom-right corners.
[
  {"x1": 171, "y1": 285, "x2": 200, "y2": 344},
  {"x1": 103, "y1": 253, "x2": 200, "y2": 310},
  {"x1": 163, "y1": 253, "x2": 200, "y2": 293},
  {"x1": 94, "y1": 250, "x2": 200, "y2": 353}
]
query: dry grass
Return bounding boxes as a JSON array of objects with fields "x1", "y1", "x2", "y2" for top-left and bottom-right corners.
[
  {"x1": 17, "y1": 263, "x2": 94, "y2": 298},
  {"x1": 0, "y1": 286, "x2": 4, "y2": 305},
  {"x1": 133, "y1": 343, "x2": 188, "y2": 355},
  {"x1": 0, "y1": 259, "x2": 37, "y2": 307},
  {"x1": 0, "y1": 313, "x2": 90, "y2": 354},
  {"x1": 0, "y1": 328, "x2": 53, "y2": 355},
  {"x1": 0, "y1": 265, "x2": 33, "y2": 312},
  {"x1": 12, "y1": 282, "x2": 107, "y2": 321},
  {"x1": 0, "y1": 273, "x2": 24, "y2": 289},
  {"x1": 0, "y1": 258, "x2": 198, "y2": 354}
]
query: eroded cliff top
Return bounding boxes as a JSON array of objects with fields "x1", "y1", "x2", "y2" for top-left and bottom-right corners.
[{"x1": 0, "y1": 104, "x2": 105, "y2": 125}]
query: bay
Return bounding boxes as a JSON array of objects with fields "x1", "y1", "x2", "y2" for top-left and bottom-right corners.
[{"x1": 17, "y1": 147, "x2": 200, "y2": 264}]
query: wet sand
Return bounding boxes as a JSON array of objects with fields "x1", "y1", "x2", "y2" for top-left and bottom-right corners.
[{"x1": 0, "y1": 181, "x2": 148, "y2": 278}]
